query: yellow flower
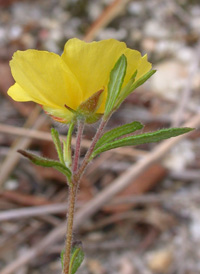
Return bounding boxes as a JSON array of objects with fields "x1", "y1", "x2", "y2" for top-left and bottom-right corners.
[{"x1": 8, "y1": 38, "x2": 152, "y2": 123}]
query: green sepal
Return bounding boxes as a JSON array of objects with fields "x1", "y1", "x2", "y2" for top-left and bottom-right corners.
[
  {"x1": 104, "y1": 54, "x2": 127, "y2": 118},
  {"x1": 92, "y1": 127, "x2": 194, "y2": 158},
  {"x1": 18, "y1": 149, "x2": 72, "y2": 182},
  {"x1": 65, "y1": 90, "x2": 104, "y2": 124},
  {"x1": 69, "y1": 245, "x2": 84, "y2": 274},
  {"x1": 115, "y1": 69, "x2": 156, "y2": 109},
  {"x1": 64, "y1": 104, "x2": 77, "y2": 115},
  {"x1": 77, "y1": 89, "x2": 104, "y2": 124},
  {"x1": 78, "y1": 89, "x2": 104, "y2": 116},
  {"x1": 95, "y1": 121, "x2": 143, "y2": 149},
  {"x1": 85, "y1": 113, "x2": 102, "y2": 124},
  {"x1": 51, "y1": 128, "x2": 65, "y2": 165}
]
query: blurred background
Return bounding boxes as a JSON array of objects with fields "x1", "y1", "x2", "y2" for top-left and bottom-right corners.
[{"x1": 0, "y1": 0, "x2": 200, "y2": 273}]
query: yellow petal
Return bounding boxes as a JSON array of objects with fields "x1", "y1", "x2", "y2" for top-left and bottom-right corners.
[
  {"x1": 62, "y1": 38, "x2": 151, "y2": 113},
  {"x1": 62, "y1": 38, "x2": 127, "y2": 102},
  {"x1": 123, "y1": 47, "x2": 142, "y2": 85},
  {"x1": 43, "y1": 105, "x2": 74, "y2": 124},
  {"x1": 9, "y1": 50, "x2": 83, "y2": 110},
  {"x1": 8, "y1": 83, "x2": 75, "y2": 123},
  {"x1": 136, "y1": 54, "x2": 152, "y2": 80},
  {"x1": 8, "y1": 83, "x2": 45, "y2": 103}
]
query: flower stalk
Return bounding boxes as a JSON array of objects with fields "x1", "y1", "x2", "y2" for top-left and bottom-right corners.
[
  {"x1": 62, "y1": 119, "x2": 85, "y2": 274},
  {"x1": 75, "y1": 116, "x2": 109, "y2": 182},
  {"x1": 63, "y1": 181, "x2": 78, "y2": 274},
  {"x1": 62, "y1": 116, "x2": 109, "y2": 274}
]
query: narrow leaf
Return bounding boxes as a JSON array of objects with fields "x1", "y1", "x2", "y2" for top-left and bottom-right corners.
[
  {"x1": 51, "y1": 128, "x2": 65, "y2": 164},
  {"x1": 114, "y1": 70, "x2": 137, "y2": 109},
  {"x1": 104, "y1": 54, "x2": 127, "y2": 118},
  {"x1": 92, "y1": 127, "x2": 194, "y2": 158},
  {"x1": 131, "y1": 69, "x2": 156, "y2": 90},
  {"x1": 18, "y1": 150, "x2": 71, "y2": 181},
  {"x1": 60, "y1": 249, "x2": 65, "y2": 270},
  {"x1": 63, "y1": 122, "x2": 75, "y2": 168},
  {"x1": 95, "y1": 121, "x2": 143, "y2": 149},
  {"x1": 116, "y1": 70, "x2": 156, "y2": 108},
  {"x1": 69, "y1": 246, "x2": 84, "y2": 274}
]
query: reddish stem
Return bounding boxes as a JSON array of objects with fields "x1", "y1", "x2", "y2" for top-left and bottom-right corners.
[
  {"x1": 63, "y1": 119, "x2": 84, "y2": 274},
  {"x1": 63, "y1": 182, "x2": 78, "y2": 274},
  {"x1": 63, "y1": 116, "x2": 109, "y2": 274},
  {"x1": 75, "y1": 117, "x2": 108, "y2": 181}
]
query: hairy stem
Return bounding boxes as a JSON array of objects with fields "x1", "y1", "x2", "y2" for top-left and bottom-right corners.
[
  {"x1": 62, "y1": 116, "x2": 109, "y2": 274},
  {"x1": 63, "y1": 182, "x2": 78, "y2": 274},
  {"x1": 75, "y1": 117, "x2": 108, "y2": 181},
  {"x1": 62, "y1": 119, "x2": 84, "y2": 274}
]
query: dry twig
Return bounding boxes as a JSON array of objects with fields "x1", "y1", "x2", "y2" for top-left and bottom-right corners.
[
  {"x1": 84, "y1": 0, "x2": 131, "y2": 42},
  {"x1": 0, "y1": 108, "x2": 47, "y2": 187},
  {"x1": 0, "y1": 123, "x2": 146, "y2": 157}
]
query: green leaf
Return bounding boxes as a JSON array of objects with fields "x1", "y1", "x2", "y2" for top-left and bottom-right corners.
[
  {"x1": 119, "y1": 70, "x2": 138, "y2": 96},
  {"x1": 63, "y1": 122, "x2": 75, "y2": 168},
  {"x1": 69, "y1": 246, "x2": 84, "y2": 274},
  {"x1": 131, "y1": 69, "x2": 156, "y2": 90},
  {"x1": 51, "y1": 128, "x2": 65, "y2": 165},
  {"x1": 104, "y1": 54, "x2": 127, "y2": 118},
  {"x1": 60, "y1": 249, "x2": 65, "y2": 270},
  {"x1": 92, "y1": 127, "x2": 194, "y2": 158},
  {"x1": 18, "y1": 150, "x2": 71, "y2": 181},
  {"x1": 115, "y1": 70, "x2": 137, "y2": 107},
  {"x1": 95, "y1": 121, "x2": 143, "y2": 149},
  {"x1": 116, "y1": 70, "x2": 156, "y2": 109}
]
